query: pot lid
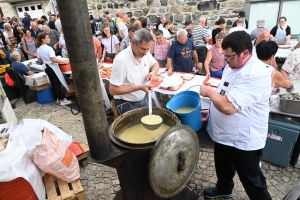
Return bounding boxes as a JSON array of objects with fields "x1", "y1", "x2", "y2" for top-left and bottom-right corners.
[{"x1": 148, "y1": 124, "x2": 200, "y2": 198}]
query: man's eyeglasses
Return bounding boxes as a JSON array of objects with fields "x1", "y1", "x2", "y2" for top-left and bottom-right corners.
[{"x1": 223, "y1": 53, "x2": 238, "y2": 61}]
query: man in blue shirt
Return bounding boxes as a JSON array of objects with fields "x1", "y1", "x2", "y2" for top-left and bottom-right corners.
[
  {"x1": 30, "y1": 22, "x2": 43, "y2": 39},
  {"x1": 10, "y1": 51, "x2": 34, "y2": 76},
  {"x1": 167, "y1": 29, "x2": 200, "y2": 74},
  {"x1": 21, "y1": 12, "x2": 32, "y2": 29}
]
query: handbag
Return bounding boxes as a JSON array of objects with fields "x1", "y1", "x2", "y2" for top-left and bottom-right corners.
[{"x1": 104, "y1": 36, "x2": 113, "y2": 63}]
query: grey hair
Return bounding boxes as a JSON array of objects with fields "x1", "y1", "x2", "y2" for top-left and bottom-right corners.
[
  {"x1": 199, "y1": 16, "x2": 206, "y2": 23},
  {"x1": 133, "y1": 29, "x2": 153, "y2": 45},
  {"x1": 256, "y1": 19, "x2": 265, "y2": 27},
  {"x1": 10, "y1": 51, "x2": 20, "y2": 61},
  {"x1": 42, "y1": 25, "x2": 50, "y2": 30},
  {"x1": 122, "y1": 13, "x2": 128, "y2": 18},
  {"x1": 237, "y1": 18, "x2": 244, "y2": 23},
  {"x1": 4, "y1": 23, "x2": 11, "y2": 28},
  {"x1": 176, "y1": 29, "x2": 187, "y2": 37},
  {"x1": 256, "y1": 28, "x2": 269, "y2": 38}
]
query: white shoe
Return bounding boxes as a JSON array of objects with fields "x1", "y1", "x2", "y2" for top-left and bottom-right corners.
[{"x1": 60, "y1": 99, "x2": 72, "y2": 106}]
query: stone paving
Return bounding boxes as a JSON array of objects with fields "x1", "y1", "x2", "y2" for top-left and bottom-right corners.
[{"x1": 14, "y1": 102, "x2": 300, "y2": 200}]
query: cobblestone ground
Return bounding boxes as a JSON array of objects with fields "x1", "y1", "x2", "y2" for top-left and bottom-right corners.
[{"x1": 14, "y1": 103, "x2": 300, "y2": 200}]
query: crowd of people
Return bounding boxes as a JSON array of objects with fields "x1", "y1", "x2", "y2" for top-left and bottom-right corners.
[{"x1": 0, "y1": 7, "x2": 299, "y2": 200}]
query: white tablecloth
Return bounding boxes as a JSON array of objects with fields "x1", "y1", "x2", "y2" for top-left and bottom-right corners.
[
  {"x1": 153, "y1": 71, "x2": 212, "y2": 109},
  {"x1": 275, "y1": 41, "x2": 297, "y2": 58},
  {"x1": 22, "y1": 58, "x2": 46, "y2": 72}
]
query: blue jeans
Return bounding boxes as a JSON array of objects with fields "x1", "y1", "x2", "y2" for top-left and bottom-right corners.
[
  {"x1": 114, "y1": 96, "x2": 148, "y2": 115},
  {"x1": 210, "y1": 70, "x2": 223, "y2": 78}
]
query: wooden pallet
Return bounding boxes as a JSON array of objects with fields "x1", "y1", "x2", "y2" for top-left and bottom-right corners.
[
  {"x1": 77, "y1": 143, "x2": 89, "y2": 161},
  {"x1": 43, "y1": 174, "x2": 86, "y2": 200}
]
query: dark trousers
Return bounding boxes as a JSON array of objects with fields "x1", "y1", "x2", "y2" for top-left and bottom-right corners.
[
  {"x1": 45, "y1": 65, "x2": 65, "y2": 100},
  {"x1": 214, "y1": 142, "x2": 272, "y2": 200}
]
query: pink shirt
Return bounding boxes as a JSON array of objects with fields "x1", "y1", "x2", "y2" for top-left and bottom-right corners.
[
  {"x1": 209, "y1": 45, "x2": 226, "y2": 72},
  {"x1": 154, "y1": 40, "x2": 169, "y2": 60}
]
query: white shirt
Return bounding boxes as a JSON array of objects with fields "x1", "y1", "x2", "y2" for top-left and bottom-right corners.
[
  {"x1": 101, "y1": 35, "x2": 120, "y2": 54},
  {"x1": 158, "y1": 24, "x2": 164, "y2": 31},
  {"x1": 110, "y1": 46, "x2": 157, "y2": 101},
  {"x1": 118, "y1": 22, "x2": 128, "y2": 39},
  {"x1": 162, "y1": 28, "x2": 172, "y2": 45},
  {"x1": 37, "y1": 44, "x2": 55, "y2": 64},
  {"x1": 228, "y1": 27, "x2": 249, "y2": 35},
  {"x1": 55, "y1": 19, "x2": 62, "y2": 33},
  {"x1": 207, "y1": 56, "x2": 271, "y2": 150}
]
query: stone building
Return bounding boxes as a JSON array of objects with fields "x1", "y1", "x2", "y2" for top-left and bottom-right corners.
[
  {"x1": 87, "y1": 0, "x2": 245, "y2": 28},
  {"x1": 0, "y1": 0, "x2": 53, "y2": 19},
  {"x1": 0, "y1": 0, "x2": 245, "y2": 29},
  {"x1": 0, "y1": 0, "x2": 298, "y2": 36}
]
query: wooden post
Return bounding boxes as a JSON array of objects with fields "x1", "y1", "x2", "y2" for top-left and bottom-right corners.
[{"x1": 56, "y1": 0, "x2": 111, "y2": 160}]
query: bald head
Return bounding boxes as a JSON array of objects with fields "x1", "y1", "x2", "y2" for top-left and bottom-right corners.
[
  {"x1": 255, "y1": 28, "x2": 270, "y2": 46},
  {"x1": 31, "y1": 22, "x2": 39, "y2": 31}
]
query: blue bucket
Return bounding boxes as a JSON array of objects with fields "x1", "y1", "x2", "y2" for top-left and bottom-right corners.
[
  {"x1": 166, "y1": 91, "x2": 202, "y2": 131},
  {"x1": 37, "y1": 88, "x2": 55, "y2": 104}
]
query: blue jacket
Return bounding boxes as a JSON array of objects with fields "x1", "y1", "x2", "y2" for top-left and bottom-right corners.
[{"x1": 30, "y1": 29, "x2": 43, "y2": 39}]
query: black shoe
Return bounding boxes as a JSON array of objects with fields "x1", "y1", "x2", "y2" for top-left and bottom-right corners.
[{"x1": 204, "y1": 187, "x2": 233, "y2": 199}]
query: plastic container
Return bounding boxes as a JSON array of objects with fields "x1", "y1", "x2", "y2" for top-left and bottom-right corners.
[
  {"x1": 36, "y1": 88, "x2": 55, "y2": 104},
  {"x1": 166, "y1": 91, "x2": 202, "y2": 131},
  {"x1": 59, "y1": 63, "x2": 71, "y2": 72}
]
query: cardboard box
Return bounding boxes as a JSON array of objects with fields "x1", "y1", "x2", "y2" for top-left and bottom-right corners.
[
  {"x1": 25, "y1": 72, "x2": 49, "y2": 87},
  {"x1": 0, "y1": 97, "x2": 18, "y2": 126},
  {"x1": 63, "y1": 83, "x2": 77, "y2": 97},
  {"x1": 29, "y1": 83, "x2": 50, "y2": 91}
]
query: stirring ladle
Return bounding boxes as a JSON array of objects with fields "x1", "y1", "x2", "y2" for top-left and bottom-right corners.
[{"x1": 141, "y1": 88, "x2": 162, "y2": 130}]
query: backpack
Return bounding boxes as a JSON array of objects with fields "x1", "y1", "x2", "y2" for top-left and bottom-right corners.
[{"x1": 5, "y1": 72, "x2": 14, "y2": 87}]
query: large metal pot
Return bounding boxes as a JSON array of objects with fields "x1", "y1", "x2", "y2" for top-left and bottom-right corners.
[
  {"x1": 279, "y1": 93, "x2": 300, "y2": 115},
  {"x1": 109, "y1": 107, "x2": 200, "y2": 199},
  {"x1": 109, "y1": 107, "x2": 179, "y2": 149}
]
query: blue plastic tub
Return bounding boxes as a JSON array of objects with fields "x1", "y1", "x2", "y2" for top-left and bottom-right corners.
[
  {"x1": 37, "y1": 88, "x2": 55, "y2": 104},
  {"x1": 166, "y1": 91, "x2": 202, "y2": 131}
]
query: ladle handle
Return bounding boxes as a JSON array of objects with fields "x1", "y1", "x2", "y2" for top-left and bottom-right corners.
[{"x1": 148, "y1": 90, "x2": 152, "y2": 115}]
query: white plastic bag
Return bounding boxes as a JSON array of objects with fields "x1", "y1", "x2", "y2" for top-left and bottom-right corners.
[{"x1": 33, "y1": 127, "x2": 80, "y2": 182}]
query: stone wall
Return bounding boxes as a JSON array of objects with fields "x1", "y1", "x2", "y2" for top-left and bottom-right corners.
[
  {"x1": 0, "y1": 3, "x2": 16, "y2": 17},
  {"x1": 87, "y1": 0, "x2": 245, "y2": 29}
]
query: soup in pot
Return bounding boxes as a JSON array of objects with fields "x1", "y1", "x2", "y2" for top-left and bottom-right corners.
[{"x1": 118, "y1": 123, "x2": 170, "y2": 144}]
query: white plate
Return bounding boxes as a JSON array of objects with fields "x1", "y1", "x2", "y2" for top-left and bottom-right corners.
[{"x1": 180, "y1": 74, "x2": 194, "y2": 80}]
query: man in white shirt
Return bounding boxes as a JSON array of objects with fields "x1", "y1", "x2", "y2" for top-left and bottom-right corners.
[
  {"x1": 200, "y1": 31, "x2": 272, "y2": 200},
  {"x1": 228, "y1": 18, "x2": 249, "y2": 35},
  {"x1": 118, "y1": 13, "x2": 129, "y2": 40},
  {"x1": 110, "y1": 29, "x2": 159, "y2": 115}
]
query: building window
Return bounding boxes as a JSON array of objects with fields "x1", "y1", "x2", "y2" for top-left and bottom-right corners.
[
  {"x1": 245, "y1": 0, "x2": 300, "y2": 36},
  {"x1": 31, "y1": 6, "x2": 36, "y2": 11},
  {"x1": 18, "y1": 7, "x2": 23, "y2": 12},
  {"x1": 24, "y1": 7, "x2": 29, "y2": 11},
  {"x1": 37, "y1": 5, "x2": 42, "y2": 10}
]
